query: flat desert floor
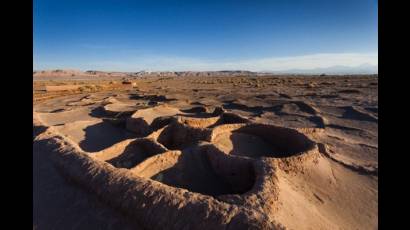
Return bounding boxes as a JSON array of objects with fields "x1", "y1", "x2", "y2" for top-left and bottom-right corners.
[{"x1": 33, "y1": 75, "x2": 378, "y2": 229}]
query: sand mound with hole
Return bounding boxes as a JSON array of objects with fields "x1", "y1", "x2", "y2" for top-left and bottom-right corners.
[
  {"x1": 125, "y1": 104, "x2": 182, "y2": 136},
  {"x1": 34, "y1": 75, "x2": 378, "y2": 229},
  {"x1": 33, "y1": 107, "x2": 326, "y2": 229},
  {"x1": 34, "y1": 125, "x2": 279, "y2": 229}
]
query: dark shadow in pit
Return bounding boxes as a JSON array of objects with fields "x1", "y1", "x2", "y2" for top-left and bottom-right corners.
[
  {"x1": 156, "y1": 123, "x2": 211, "y2": 150},
  {"x1": 89, "y1": 106, "x2": 107, "y2": 118},
  {"x1": 150, "y1": 146, "x2": 255, "y2": 197},
  {"x1": 79, "y1": 121, "x2": 137, "y2": 152},
  {"x1": 207, "y1": 113, "x2": 250, "y2": 128},
  {"x1": 151, "y1": 112, "x2": 249, "y2": 133},
  {"x1": 227, "y1": 132, "x2": 281, "y2": 158},
  {"x1": 307, "y1": 116, "x2": 326, "y2": 128},
  {"x1": 180, "y1": 106, "x2": 207, "y2": 114},
  {"x1": 33, "y1": 125, "x2": 48, "y2": 139},
  {"x1": 129, "y1": 94, "x2": 176, "y2": 103},
  {"x1": 89, "y1": 107, "x2": 131, "y2": 129},
  {"x1": 107, "y1": 139, "x2": 167, "y2": 169},
  {"x1": 89, "y1": 106, "x2": 136, "y2": 119},
  {"x1": 228, "y1": 124, "x2": 315, "y2": 158},
  {"x1": 365, "y1": 107, "x2": 378, "y2": 114},
  {"x1": 178, "y1": 107, "x2": 225, "y2": 119}
]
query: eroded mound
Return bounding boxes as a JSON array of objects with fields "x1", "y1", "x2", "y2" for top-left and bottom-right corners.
[
  {"x1": 35, "y1": 128, "x2": 277, "y2": 229},
  {"x1": 176, "y1": 112, "x2": 249, "y2": 129},
  {"x1": 126, "y1": 104, "x2": 182, "y2": 136},
  {"x1": 103, "y1": 102, "x2": 140, "y2": 116}
]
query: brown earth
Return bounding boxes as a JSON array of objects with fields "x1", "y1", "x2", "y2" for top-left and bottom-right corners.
[{"x1": 33, "y1": 74, "x2": 378, "y2": 229}]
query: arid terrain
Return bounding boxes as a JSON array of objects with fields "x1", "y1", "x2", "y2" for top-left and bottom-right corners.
[{"x1": 33, "y1": 71, "x2": 378, "y2": 229}]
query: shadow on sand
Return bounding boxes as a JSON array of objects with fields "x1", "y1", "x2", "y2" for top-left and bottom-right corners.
[{"x1": 79, "y1": 121, "x2": 136, "y2": 152}]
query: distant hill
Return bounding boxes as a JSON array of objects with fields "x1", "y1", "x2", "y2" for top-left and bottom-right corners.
[
  {"x1": 33, "y1": 69, "x2": 130, "y2": 78},
  {"x1": 33, "y1": 69, "x2": 258, "y2": 78},
  {"x1": 34, "y1": 69, "x2": 96, "y2": 78},
  {"x1": 33, "y1": 67, "x2": 377, "y2": 78},
  {"x1": 264, "y1": 64, "x2": 378, "y2": 75}
]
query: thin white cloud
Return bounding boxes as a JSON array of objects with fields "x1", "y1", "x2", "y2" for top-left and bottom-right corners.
[
  {"x1": 230, "y1": 52, "x2": 378, "y2": 71},
  {"x1": 36, "y1": 52, "x2": 378, "y2": 72}
]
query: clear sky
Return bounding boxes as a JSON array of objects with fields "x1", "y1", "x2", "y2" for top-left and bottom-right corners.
[{"x1": 33, "y1": 0, "x2": 378, "y2": 71}]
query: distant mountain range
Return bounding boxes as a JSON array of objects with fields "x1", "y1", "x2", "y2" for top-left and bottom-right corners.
[
  {"x1": 33, "y1": 69, "x2": 258, "y2": 78},
  {"x1": 264, "y1": 63, "x2": 378, "y2": 75},
  {"x1": 33, "y1": 64, "x2": 377, "y2": 78}
]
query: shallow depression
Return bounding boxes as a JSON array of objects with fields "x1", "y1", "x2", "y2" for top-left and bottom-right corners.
[
  {"x1": 133, "y1": 145, "x2": 256, "y2": 197},
  {"x1": 105, "y1": 138, "x2": 167, "y2": 169},
  {"x1": 212, "y1": 124, "x2": 316, "y2": 158},
  {"x1": 213, "y1": 132, "x2": 279, "y2": 158}
]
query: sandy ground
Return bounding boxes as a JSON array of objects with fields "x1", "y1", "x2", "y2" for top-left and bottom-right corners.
[{"x1": 33, "y1": 74, "x2": 378, "y2": 229}]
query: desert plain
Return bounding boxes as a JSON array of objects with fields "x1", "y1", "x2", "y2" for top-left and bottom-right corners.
[{"x1": 33, "y1": 70, "x2": 378, "y2": 229}]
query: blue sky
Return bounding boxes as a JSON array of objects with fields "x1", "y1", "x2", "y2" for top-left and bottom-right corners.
[{"x1": 33, "y1": 0, "x2": 378, "y2": 71}]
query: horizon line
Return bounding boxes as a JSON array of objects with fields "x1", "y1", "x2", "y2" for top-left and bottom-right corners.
[{"x1": 33, "y1": 52, "x2": 378, "y2": 73}]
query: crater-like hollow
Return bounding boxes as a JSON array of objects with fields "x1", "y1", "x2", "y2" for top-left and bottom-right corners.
[
  {"x1": 156, "y1": 122, "x2": 212, "y2": 150},
  {"x1": 105, "y1": 138, "x2": 168, "y2": 169},
  {"x1": 211, "y1": 123, "x2": 316, "y2": 158},
  {"x1": 175, "y1": 112, "x2": 250, "y2": 129},
  {"x1": 132, "y1": 144, "x2": 255, "y2": 197}
]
